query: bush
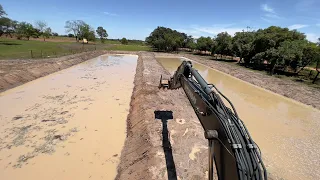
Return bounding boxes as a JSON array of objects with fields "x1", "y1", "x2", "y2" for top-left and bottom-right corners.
[{"x1": 121, "y1": 37, "x2": 128, "y2": 45}]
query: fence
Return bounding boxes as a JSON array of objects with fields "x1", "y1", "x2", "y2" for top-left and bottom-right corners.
[
  {"x1": 0, "y1": 45, "x2": 99, "y2": 60},
  {"x1": 29, "y1": 46, "x2": 98, "y2": 59}
]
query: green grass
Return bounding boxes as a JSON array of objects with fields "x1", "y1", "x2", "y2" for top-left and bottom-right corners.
[
  {"x1": 105, "y1": 44, "x2": 151, "y2": 51},
  {"x1": 0, "y1": 37, "x2": 151, "y2": 59},
  {"x1": 0, "y1": 38, "x2": 101, "y2": 59}
]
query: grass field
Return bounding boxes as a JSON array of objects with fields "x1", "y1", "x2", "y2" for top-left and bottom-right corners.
[{"x1": 0, "y1": 37, "x2": 150, "y2": 59}]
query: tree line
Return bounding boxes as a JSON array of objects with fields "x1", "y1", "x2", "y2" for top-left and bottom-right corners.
[
  {"x1": 0, "y1": 4, "x2": 109, "y2": 43},
  {"x1": 146, "y1": 26, "x2": 320, "y2": 82}
]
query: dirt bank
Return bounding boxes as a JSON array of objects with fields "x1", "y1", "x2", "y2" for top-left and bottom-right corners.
[
  {"x1": 0, "y1": 51, "x2": 138, "y2": 92},
  {"x1": 0, "y1": 51, "x2": 103, "y2": 92},
  {"x1": 116, "y1": 52, "x2": 213, "y2": 179},
  {"x1": 155, "y1": 53, "x2": 320, "y2": 110}
]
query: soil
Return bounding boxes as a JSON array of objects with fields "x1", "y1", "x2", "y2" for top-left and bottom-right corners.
[
  {"x1": 155, "y1": 53, "x2": 320, "y2": 110},
  {"x1": 116, "y1": 52, "x2": 211, "y2": 180}
]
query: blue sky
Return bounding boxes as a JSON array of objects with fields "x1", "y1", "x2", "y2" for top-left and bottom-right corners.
[{"x1": 1, "y1": 0, "x2": 320, "y2": 42}]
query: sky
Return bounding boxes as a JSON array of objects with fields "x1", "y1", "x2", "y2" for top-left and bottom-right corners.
[{"x1": 1, "y1": 0, "x2": 320, "y2": 42}]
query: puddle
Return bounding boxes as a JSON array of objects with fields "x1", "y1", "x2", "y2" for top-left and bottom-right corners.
[
  {"x1": 0, "y1": 55, "x2": 137, "y2": 180},
  {"x1": 157, "y1": 57, "x2": 320, "y2": 180}
]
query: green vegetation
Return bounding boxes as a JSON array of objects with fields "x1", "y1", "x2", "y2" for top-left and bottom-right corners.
[
  {"x1": 146, "y1": 26, "x2": 320, "y2": 84},
  {"x1": 96, "y1": 26, "x2": 108, "y2": 43},
  {"x1": 0, "y1": 37, "x2": 151, "y2": 59},
  {"x1": 146, "y1": 27, "x2": 189, "y2": 51},
  {"x1": 105, "y1": 44, "x2": 151, "y2": 51},
  {"x1": 0, "y1": 4, "x2": 6, "y2": 17},
  {"x1": 0, "y1": 38, "x2": 99, "y2": 59},
  {"x1": 121, "y1": 38, "x2": 128, "y2": 45}
]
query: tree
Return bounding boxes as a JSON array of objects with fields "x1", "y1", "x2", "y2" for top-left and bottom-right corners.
[
  {"x1": 196, "y1": 36, "x2": 213, "y2": 52},
  {"x1": 146, "y1": 26, "x2": 187, "y2": 52},
  {"x1": 35, "y1": 20, "x2": 48, "y2": 41},
  {"x1": 65, "y1": 20, "x2": 85, "y2": 42},
  {"x1": 43, "y1": 27, "x2": 52, "y2": 40},
  {"x1": 214, "y1": 32, "x2": 233, "y2": 55},
  {"x1": 96, "y1": 26, "x2": 108, "y2": 43},
  {"x1": 0, "y1": 4, "x2": 6, "y2": 17},
  {"x1": 297, "y1": 44, "x2": 319, "y2": 73},
  {"x1": 0, "y1": 17, "x2": 14, "y2": 37},
  {"x1": 232, "y1": 31, "x2": 255, "y2": 63},
  {"x1": 16, "y1": 22, "x2": 35, "y2": 40},
  {"x1": 68, "y1": 33, "x2": 74, "y2": 37},
  {"x1": 78, "y1": 23, "x2": 95, "y2": 41},
  {"x1": 52, "y1": 32, "x2": 59, "y2": 36},
  {"x1": 121, "y1": 37, "x2": 128, "y2": 45},
  {"x1": 277, "y1": 40, "x2": 306, "y2": 71},
  {"x1": 186, "y1": 36, "x2": 196, "y2": 50},
  {"x1": 251, "y1": 26, "x2": 306, "y2": 63},
  {"x1": 313, "y1": 60, "x2": 320, "y2": 84}
]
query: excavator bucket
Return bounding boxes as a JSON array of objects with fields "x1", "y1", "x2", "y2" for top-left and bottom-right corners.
[{"x1": 159, "y1": 75, "x2": 170, "y2": 89}]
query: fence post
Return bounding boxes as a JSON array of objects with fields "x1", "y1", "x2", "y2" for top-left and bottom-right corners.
[
  {"x1": 41, "y1": 50, "x2": 43, "y2": 58},
  {"x1": 31, "y1": 50, "x2": 33, "y2": 58},
  {"x1": 95, "y1": 45, "x2": 96, "y2": 50}
]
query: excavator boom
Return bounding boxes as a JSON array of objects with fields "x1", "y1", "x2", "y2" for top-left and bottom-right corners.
[{"x1": 159, "y1": 60, "x2": 267, "y2": 180}]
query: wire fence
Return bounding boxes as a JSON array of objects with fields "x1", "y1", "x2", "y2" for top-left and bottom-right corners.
[
  {"x1": 29, "y1": 46, "x2": 98, "y2": 59},
  {"x1": 0, "y1": 45, "x2": 99, "y2": 60}
]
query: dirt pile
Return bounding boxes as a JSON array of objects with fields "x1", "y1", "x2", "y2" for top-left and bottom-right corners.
[{"x1": 116, "y1": 52, "x2": 211, "y2": 180}]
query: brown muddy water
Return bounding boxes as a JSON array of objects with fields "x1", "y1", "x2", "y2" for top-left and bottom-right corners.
[
  {"x1": 157, "y1": 57, "x2": 320, "y2": 180},
  {"x1": 0, "y1": 55, "x2": 137, "y2": 180}
]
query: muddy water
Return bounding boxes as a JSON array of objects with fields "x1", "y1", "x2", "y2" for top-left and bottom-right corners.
[
  {"x1": 0, "y1": 55, "x2": 137, "y2": 180},
  {"x1": 157, "y1": 57, "x2": 320, "y2": 180}
]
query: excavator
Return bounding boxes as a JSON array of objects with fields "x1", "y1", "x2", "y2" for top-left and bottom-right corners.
[{"x1": 159, "y1": 60, "x2": 267, "y2": 180}]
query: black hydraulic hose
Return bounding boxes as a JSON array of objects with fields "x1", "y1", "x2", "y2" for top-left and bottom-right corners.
[
  {"x1": 184, "y1": 64, "x2": 266, "y2": 180},
  {"x1": 230, "y1": 112, "x2": 265, "y2": 180},
  {"x1": 210, "y1": 88, "x2": 264, "y2": 180},
  {"x1": 209, "y1": 83, "x2": 240, "y2": 119}
]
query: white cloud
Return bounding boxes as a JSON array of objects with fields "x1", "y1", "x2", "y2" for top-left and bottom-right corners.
[
  {"x1": 306, "y1": 33, "x2": 319, "y2": 42},
  {"x1": 260, "y1": 4, "x2": 283, "y2": 23},
  {"x1": 174, "y1": 24, "x2": 246, "y2": 38},
  {"x1": 261, "y1": 17, "x2": 273, "y2": 23},
  {"x1": 103, "y1": 12, "x2": 118, "y2": 16},
  {"x1": 193, "y1": 26, "x2": 244, "y2": 36},
  {"x1": 288, "y1": 24, "x2": 309, "y2": 30},
  {"x1": 261, "y1": 4, "x2": 275, "y2": 14},
  {"x1": 264, "y1": 13, "x2": 280, "y2": 19}
]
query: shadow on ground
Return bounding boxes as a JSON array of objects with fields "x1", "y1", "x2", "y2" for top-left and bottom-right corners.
[
  {"x1": 0, "y1": 41, "x2": 21, "y2": 46},
  {"x1": 154, "y1": 110, "x2": 177, "y2": 180}
]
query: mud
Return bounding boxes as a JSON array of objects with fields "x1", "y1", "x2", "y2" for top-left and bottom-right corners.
[
  {"x1": 155, "y1": 53, "x2": 320, "y2": 110},
  {"x1": 0, "y1": 55, "x2": 137, "y2": 179},
  {"x1": 0, "y1": 51, "x2": 137, "y2": 93}
]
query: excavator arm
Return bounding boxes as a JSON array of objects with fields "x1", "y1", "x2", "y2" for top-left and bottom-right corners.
[{"x1": 159, "y1": 60, "x2": 267, "y2": 180}]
